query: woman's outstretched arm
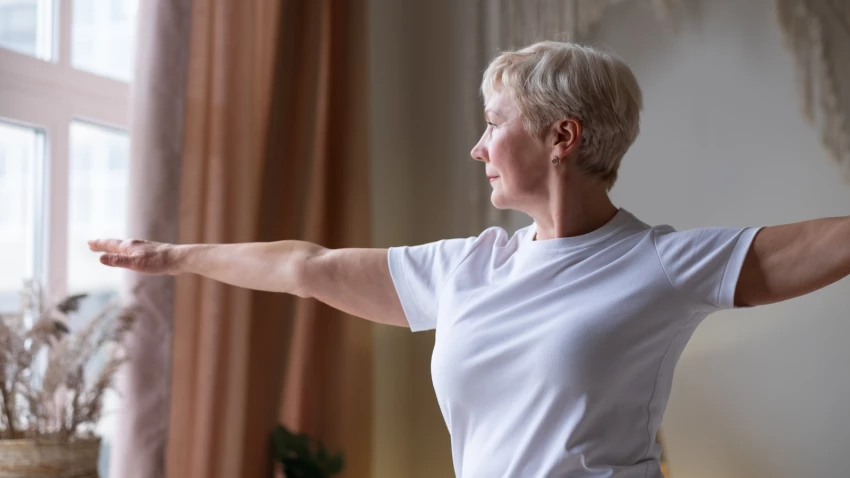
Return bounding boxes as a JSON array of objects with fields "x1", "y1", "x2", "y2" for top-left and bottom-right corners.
[
  {"x1": 735, "y1": 216, "x2": 850, "y2": 307},
  {"x1": 88, "y1": 238, "x2": 408, "y2": 327}
]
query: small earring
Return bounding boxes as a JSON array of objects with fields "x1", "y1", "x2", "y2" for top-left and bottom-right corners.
[{"x1": 551, "y1": 157, "x2": 560, "y2": 165}]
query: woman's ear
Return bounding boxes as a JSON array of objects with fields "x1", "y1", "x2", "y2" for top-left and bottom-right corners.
[{"x1": 553, "y1": 118, "x2": 582, "y2": 158}]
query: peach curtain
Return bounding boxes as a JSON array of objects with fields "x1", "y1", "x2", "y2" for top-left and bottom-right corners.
[
  {"x1": 165, "y1": 0, "x2": 287, "y2": 475},
  {"x1": 166, "y1": 0, "x2": 373, "y2": 477},
  {"x1": 274, "y1": 2, "x2": 374, "y2": 475}
]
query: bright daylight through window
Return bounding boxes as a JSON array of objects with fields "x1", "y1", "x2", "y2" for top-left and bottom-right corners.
[{"x1": 0, "y1": 0, "x2": 138, "y2": 476}]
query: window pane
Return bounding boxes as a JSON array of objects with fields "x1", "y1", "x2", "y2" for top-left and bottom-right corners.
[
  {"x1": 68, "y1": 120, "x2": 129, "y2": 478},
  {"x1": 68, "y1": 121, "x2": 128, "y2": 296},
  {"x1": 0, "y1": 0, "x2": 54, "y2": 60},
  {"x1": 71, "y1": 0, "x2": 138, "y2": 81},
  {"x1": 0, "y1": 121, "x2": 44, "y2": 314}
]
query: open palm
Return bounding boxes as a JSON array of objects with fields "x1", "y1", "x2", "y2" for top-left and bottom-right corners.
[{"x1": 88, "y1": 238, "x2": 178, "y2": 275}]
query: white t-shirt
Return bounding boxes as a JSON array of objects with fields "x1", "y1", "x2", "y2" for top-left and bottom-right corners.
[{"x1": 387, "y1": 208, "x2": 762, "y2": 478}]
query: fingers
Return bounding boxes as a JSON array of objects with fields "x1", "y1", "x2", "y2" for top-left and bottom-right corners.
[
  {"x1": 88, "y1": 238, "x2": 125, "y2": 253},
  {"x1": 100, "y1": 253, "x2": 132, "y2": 268}
]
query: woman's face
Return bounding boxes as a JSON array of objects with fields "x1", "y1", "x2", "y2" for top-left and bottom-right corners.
[{"x1": 470, "y1": 87, "x2": 553, "y2": 211}]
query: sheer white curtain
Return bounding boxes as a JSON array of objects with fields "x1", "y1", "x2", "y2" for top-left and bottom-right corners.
[{"x1": 109, "y1": 1, "x2": 191, "y2": 477}]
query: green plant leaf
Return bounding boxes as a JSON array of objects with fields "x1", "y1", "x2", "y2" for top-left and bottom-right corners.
[
  {"x1": 273, "y1": 426, "x2": 310, "y2": 457},
  {"x1": 271, "y1": 427, "x2": 289, "y2": 459},
  {"x1": 316, "y1": 443, "x2": 328, "y2": 462},
  {"x1": 270, "y1": 424, "x2": 345, "y2": 477},
  {"x1": 327, "y1": 454, "x2": 344, "y2": 475}
]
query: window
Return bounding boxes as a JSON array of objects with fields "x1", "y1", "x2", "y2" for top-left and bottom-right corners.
[
  {"x1": 0, "y1": 0, "x2": 54, "y2": 60},
  {"x1": 68, "y1": 121, "x2": 129, "y2": 296},
  {"x1": 0, "y1": 122, "x2": 45, "y2": 314},
  {"x1": 0, "y1": 1, "x2": 138, "y2": 476},
  {"x1": 71, "y1": 0, "x2": 137, "y2": 81}
]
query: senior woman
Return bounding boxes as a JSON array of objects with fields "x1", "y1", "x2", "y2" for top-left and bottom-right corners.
[{"x1": 89, "y1": 41, "x2": 850, "y2": 477}]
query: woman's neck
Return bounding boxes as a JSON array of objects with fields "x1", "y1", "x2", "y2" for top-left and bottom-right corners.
[{"x1": 530, "y1": 188, "x2": 618, "y2": 241}]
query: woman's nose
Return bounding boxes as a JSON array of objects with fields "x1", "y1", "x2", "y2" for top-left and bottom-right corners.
[{"x1": 470, "y1": 141, "x2": 487, "y2": 162}]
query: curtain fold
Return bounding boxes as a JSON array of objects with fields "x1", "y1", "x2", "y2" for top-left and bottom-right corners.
[
  {"x1": 275, "y1": 1, "x2": 374, "y2": 478},
  {"x1": 166, "y1": 0, "x2": 288, "y2": 477},
  {"x1": 166, "y1": 0, "x2": 373, "y2": 477},
  {"x1": 112, "y1": 1, "x2": 192, "y2": 477}
]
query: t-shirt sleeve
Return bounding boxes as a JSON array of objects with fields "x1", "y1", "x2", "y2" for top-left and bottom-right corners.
[
  {"x1": 387, "y1": 236, "x2": 481, "y2": 332},
  {"x1": 653, "y1": 225, "x2": 764, "y2": 310}
]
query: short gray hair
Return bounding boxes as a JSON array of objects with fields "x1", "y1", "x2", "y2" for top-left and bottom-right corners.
[{"x1": 481, "y1": 41, "x2": 643, "y2": 190}]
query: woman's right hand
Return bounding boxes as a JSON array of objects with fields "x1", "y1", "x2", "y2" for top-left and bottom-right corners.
[{"x1": 88, "y1": 239, "x2": 183, "y2": 276}]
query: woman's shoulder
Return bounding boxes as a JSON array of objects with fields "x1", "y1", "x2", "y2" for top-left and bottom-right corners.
[
  {"x1": 476, "y1": 224, "x2": 535, "y2": 247},
  {"x1": 449, "y1": 225, "x2": 534, "y2": 262}
]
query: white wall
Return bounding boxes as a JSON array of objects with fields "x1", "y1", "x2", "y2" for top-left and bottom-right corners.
[
  {"x1": 369, "y1": 1, "x2": 464, "y2": 477},
  {"x1": 370, "y1": 0, "x2": 850, "y2": 477},
  {"x1": 600, "y1": 1, "x2": 850, "y2": 477}
]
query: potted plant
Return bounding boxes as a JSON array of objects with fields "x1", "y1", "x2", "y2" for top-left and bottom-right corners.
[
  {"x1": 0, "y1": 280, "x2": 135, "y2": 478},
  {"x1": 271, "y1": 425, "x2": 344, "y2": 478}
]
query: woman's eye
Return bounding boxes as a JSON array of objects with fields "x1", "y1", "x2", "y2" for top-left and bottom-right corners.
[{"x1": 486, "y1": 121, "x2": 497, "y2": 128}]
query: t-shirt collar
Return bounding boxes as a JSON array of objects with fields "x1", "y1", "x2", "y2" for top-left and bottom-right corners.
[{"x1": 522, "y1": 208, "x2": 632, "y2": 253}]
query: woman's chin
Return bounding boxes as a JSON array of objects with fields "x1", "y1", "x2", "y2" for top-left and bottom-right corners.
[{"x1": 490, "y1": 191, "x2": 510, "y2": 209}]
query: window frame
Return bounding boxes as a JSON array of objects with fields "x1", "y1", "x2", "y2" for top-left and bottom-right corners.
[{"x1": 0, "y1": 0, "x2": 130, "y2": 301}]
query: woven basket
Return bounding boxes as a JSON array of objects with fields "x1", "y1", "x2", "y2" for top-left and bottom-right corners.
[{"x1": 0, "y1": 439, "x2": 100, "y2": 478}]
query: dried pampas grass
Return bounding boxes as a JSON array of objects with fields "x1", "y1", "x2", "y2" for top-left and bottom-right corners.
[{"x1": 0, "y1": 280, "x2": 136, "y2": 441}]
